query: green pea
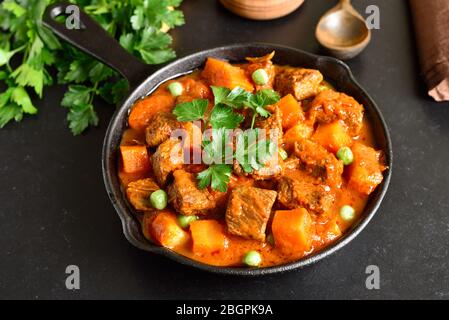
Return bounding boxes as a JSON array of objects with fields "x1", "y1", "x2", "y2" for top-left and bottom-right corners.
[
  {"x1": 340, "y1": 205, "x2": 356, "y2": 221},
  {"x1": 278, "y1": 148, "x2": 288, "y2": 160},
  {"x1": 266, "y1": 234, "x2": 275, "y2": 246},
  {"x1": 337, "y1": 146, "x2": 354, "y2": 165},
  {"x1": 251, "y1": 69, "x2": 269, "y2": 86},
  {"x1": 242, "y1": 250, "x2": 262, "y2": 267},
  {"x1": 177, "y1": 215, "x2": 198, "y2": 229},
  {"x1": 167, "y1": 82, "x2": 183, "y2": 97},
  {"x1": 149, "y1": 189, "x2": 168, "y2": 210}
]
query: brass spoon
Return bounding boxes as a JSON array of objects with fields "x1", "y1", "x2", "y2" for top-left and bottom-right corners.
[{"x1": 315, "y1": 0, "x2": 371, "y2": 60}]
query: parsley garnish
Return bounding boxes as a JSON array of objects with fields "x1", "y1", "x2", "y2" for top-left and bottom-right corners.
[
  {"x1": 173, "y1": 99, "x2": 209, "y2": 122},
  {"x1": 197, "y1": 164, "x2": 232, "y2": 193},
  {"x1": 172, "y1": 86, "x2": 280, "y2": 192},
  {"x1": 235, "y1": 129, "x2": 277, "y2": 173},
  {"x1": 0, "y1": 0, "x2": 185, "y2": 134}
]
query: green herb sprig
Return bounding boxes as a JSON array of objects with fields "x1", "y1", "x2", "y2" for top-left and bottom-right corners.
[
  {"x1": 172, "y1": 86, "x2": 280, "y2": 192},
  {"x1": 0, "y1": 0, "x2": 184, "y2": 134}
]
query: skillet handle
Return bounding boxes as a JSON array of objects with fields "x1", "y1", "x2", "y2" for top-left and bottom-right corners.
[{"x1": 43, "y1": 2, "x2": 153, "y2": 89}]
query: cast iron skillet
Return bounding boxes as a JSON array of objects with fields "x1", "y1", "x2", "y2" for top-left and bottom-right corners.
[{"x1": 43, "y1": 3, "x2": 392, "y2": 276}]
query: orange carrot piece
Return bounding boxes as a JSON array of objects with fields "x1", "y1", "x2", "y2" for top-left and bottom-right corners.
[
  {"x1": 283, "y1": 123, "x2": 313, "y2": 151},
  {"x1": 128, "y1": 94, "x2": 175, "y2": 130},
  {"x1": 150, "y1": 211, "x2": 190, "y2": 249},
  {"x1": 312, "y1": 121, "x2": 352, "y2": 153},
  {"x1": 190, "y1": 220, "x2": 228, "y2": 255},
  {"x1": 348, "y1": 143, "x2": 385, "y2": 195},
  {"x1": 202, "y1": 58, "x2": 254, "y2": 92},
  {"x1": 277, "y1": 94, "x2": 305, "y2": 130},
  {"x1": 120, "y1": 145, "x2": 151, "y2": 173},
  {"x1": 272, "y1": 208, "x2": 315, "y2": 254}
]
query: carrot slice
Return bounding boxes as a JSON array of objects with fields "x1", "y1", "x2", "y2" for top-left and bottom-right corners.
[
  {"x1": 128, "y1": 94, "x2": 175, "y2": 130},
  {"x1": 202, "y1": 58, "x2": 254, "y2": 92},
  {"x1": 277, "y1": 94, "x2": 305, "y2": 130},
  {"x1": 272, "y1": 208, "x2": 315, "y2": 254},
  {"x1": 312, "y1": 121, "x2": 352, "y2": 153},
  {"x1": 120, "y1": 145, "x2": 151, "y2": 173},
  {"x1": 150, "y1": 211, "x2": 190, "y2": 249},
  {"x1": 190, "y1": 220, "x2": 228, "y2": 255},
  {"x1": 283, "y1": 123, "x2": 313, "y2": 151}
]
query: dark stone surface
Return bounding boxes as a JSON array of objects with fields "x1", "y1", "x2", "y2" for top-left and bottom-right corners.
[{"x1": 1, "y1": 0, "x2": 448, "y2": 299}]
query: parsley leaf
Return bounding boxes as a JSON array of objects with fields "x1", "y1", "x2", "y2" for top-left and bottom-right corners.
[
  {"x1": 249, "y1": 89, "x2": 280, "y2": 110},
  {"x1": 0, "y1": 0, "x2": 184, "y2": 132},
  {"x1": 173, "y1": 99, "x2": 209, "y2": 122},
  {"x1": 61, "y1": 85, "x2": 91, "y2": 108},
  {"x1": 211, "y1": 86, "x2": 250, "y2": 109},
  {"x1": 11, "y1": 86, "x2": 37, "y2": 114},
  {"x1": 210, "y1": 104, "x2": 244, "y2": 129},
  {"x1": 202, "y1": 128, "x2": 233, "y2": 165},
  {"x1": 197, "y1": 164, "x2": 232, "y2": 193},
  {"x1": 67, "y1": 103, "x2": 99, "y2": 136},
  {"x1": 235, "y1": 129, "x2": 277, "y2": 173},
  {"x1": 0, "y1": 103, "x2": 23, "y2": 128},
  {"x1": 11, "y1": 63, "x2": 48, "y2": 98}
]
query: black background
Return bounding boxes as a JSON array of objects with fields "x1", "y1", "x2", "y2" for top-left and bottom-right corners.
[{"x1": 1, "y1": 0, "x2": 449, "y2": 300}]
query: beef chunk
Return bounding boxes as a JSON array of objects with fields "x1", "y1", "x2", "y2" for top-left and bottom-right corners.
[
  {"x1": 145, "y1": 112, "x2": 182, "y2": 147},
  {"x1": 245, "y1": 52, "x2": 276, "y2": 90},
  {"x1": 277, "y1": 171, "x2": 336, "y2": 215},
  {"x1": 126, "y1": 178, "x2": 160, "y2": 211},
  {"x1": 255, "y1": 105, "x2": 283, "y2": 146},
  {"x1": 226, "y1": 186, "x2": 277, "y2": 241},
  {"x1": 168, "y1": 170, "x2": 217, "y2": 216},
  {"x1": 294, "y1": 139, "x2": 343, "y2": 187},
  {"x1": 307, "y1": 89, "x2": 364, "y2": 136},
  {"x1": 233, "y1": 156, "x2": 283, "y2": 181},
  {"x1": 275, "y1": 67, "x2": 324, "y2": 101},
  {"x1": 152, "y1": 139, "x2": 184, "y2": 186}
]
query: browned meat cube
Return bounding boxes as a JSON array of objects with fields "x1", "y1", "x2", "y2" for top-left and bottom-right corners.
[
  {"x1": 168, "y1": 170, "x2": 217, "y2": 216},
  {"x1": 233, "y1": 156, "x2": 284, "y2": 181},
  {"x1": 226, "y1": 186, "x2": 277, "y2": 241},
  {"x1": 255, "y1": 105, "x2": 283, "y2": 146},
  {"x1": 126, "y1": 178, "x2": 160, "y2": 211},
  {"x1": 152, "y1": 138, "x2": 184, "y2": 186},
  {"x1": 245, "y1": 52, "x2": 276, "y2": 90},
  {"x1": 145, "y1": 112, "x2": 182, "y2": 147},
  {"x1": 277, "y1": 170, "x2": 336, "y2": 215},
  {"x1": 275, "y1": 67, "x2": 324, "y2": 101},
  {"x1": 307, "y1": 89, "x2": 364, "y2": 136},
  {"x1": 294, "y1": 139, "x2": 343, "y2": 187}
]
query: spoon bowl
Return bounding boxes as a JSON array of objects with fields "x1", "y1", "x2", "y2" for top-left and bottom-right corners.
[{"x1": 316, "y1": 0, "x2": 371, "y2": 60}]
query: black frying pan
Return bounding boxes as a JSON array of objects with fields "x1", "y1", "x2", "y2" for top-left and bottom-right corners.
[{"x1": 43, "y1": 3, "x2": 392, "y2": 276}]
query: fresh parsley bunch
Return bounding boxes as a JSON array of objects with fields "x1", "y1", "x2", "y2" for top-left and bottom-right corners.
[
  {"x1": 173, "y1": 86, "x2": 280, "y2": 192},
  {"x1": 0, "y1": 0, "x2": 184, "y2": 134}
]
